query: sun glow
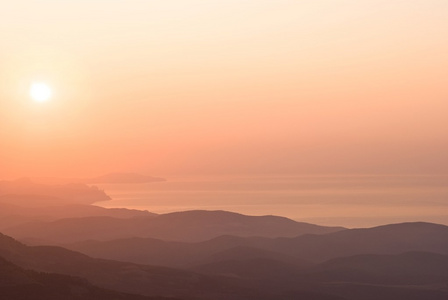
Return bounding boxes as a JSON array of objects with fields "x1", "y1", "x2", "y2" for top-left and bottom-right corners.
[{"x1": 30, "y1": 82, "x2": 53, "y2": 102}]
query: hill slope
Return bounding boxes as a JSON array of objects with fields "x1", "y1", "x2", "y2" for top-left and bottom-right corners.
[
  {"x1": 0, "y1": 232, "x2": 261, "y2": 300},
  {"x1": 66, "y1": 222, "x2": 448, "y2": 267},
  {"x1": 310, "y1": 251, "x2": 448, "y2": 284},
  {"x1": 0, "y1": 256, "x2": 171, "y2": 300},
  {"x1": 268, "y1": 222, "x2": 448, "y2": 261}
]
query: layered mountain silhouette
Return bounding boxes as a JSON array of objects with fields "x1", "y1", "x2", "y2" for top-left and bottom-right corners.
[
  {"x1": 66, "y1": 237, "x2": 307, "y2": 268},
  {"x1": 310, "y1": 251, "x2": 448, "y2": 285},
  {"x1": 0, "y1": 232, "x2": 261, "y2": 299},
  {"x1": 266, "y1": 221, "x2": 448, "y2": 261},
  {"x1": 1, "y1": 180, "x2": 447, "y2": 300},
  {"x1": 62, "y1": 222, "x2": 448, "y2": 267},
  {"x1": 1, "y1": 224, "x2": 448, "y2": 300},
  {"x1": 4, "y1": 210, "x2": 344, "y2": 243}
]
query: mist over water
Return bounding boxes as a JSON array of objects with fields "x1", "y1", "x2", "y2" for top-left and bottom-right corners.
[{"x1": 95, "y1": 175, "x2": 448, "y2": 228}]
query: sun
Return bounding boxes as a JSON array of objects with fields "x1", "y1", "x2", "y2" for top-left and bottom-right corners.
[{"x1": 30, "y1": 82, "x2": 53, "y2": 103}]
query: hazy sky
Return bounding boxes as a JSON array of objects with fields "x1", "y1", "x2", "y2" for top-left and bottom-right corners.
[{"x1": 1, "y1": 0, "x2": 447, "y2": 178}]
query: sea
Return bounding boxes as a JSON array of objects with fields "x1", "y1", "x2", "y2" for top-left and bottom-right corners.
[{"x1": 94, "y1": 174, "x2": 448, "y2": 228}]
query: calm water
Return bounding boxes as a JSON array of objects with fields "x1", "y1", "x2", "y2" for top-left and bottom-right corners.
[{"x1": 95, "y1": 175, "x2": 448, "y2": 228}]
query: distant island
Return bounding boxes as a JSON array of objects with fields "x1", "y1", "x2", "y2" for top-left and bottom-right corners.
[
  {"x1": 0, "y1": 178, "x2": 111, "y2": 206},
  {"x1": 0, "y1": 173, "x2": 165, "y2": 206}
]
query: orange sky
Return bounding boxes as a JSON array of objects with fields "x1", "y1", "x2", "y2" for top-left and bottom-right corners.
[{"x1": 1, "y1": 1, "x2": 447, "y2": 179}]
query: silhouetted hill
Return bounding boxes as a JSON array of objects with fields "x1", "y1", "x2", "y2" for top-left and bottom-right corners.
[
  {"x1": 64, "y1": 222, "x2": 448, "y2": 269},
  {"x1": 4, "y1": 210, "x2": 344, "y2": 243},
  {"x1": 195, "y1": 222, "x2": 448, "y2": 262},
  {"x1": 310, "y1": 251, "x2": 448, "y2": 285},
  {"x1": 193, "y1": 251, "x2": 448, "y2": 299},
  {"x1": 0, "y1": 232, "x2": 262, "y2": 299},
  {"x1": 67, "y1": 237, "x2": 309, "y2": 268},
  {"x1": 195, "y1": 257, "x2": 304, "y2": 280},
  {"x1": 150, "y1": 210, "x2": 344, "y2": 240},
  {"x1": 0, "y1": 234, "x2": 342, "y2": 300},
  {"x1": 2, "y1": 230, "x2": 447, "y2": 300},
  {"x1": 203, "y1": 246, "x2": 308, "y2": 267},
  {"x1": 193, "y1": 257, "x2": 322, "y2": 296},
  {"x1": 0, "y1": 256, "x2": 172, "y2": 300},
  {"x1": 0, "y1": 202, "x2": 155, "y2": 231},
  {"x1": 267, "y1": 222, "x2": 448, "y2": 261},
  {"x1": 68, "y1": 237, "x2": 198, "y2": 267},
  {"x1": 85, "y1": 173, "x2": 165, "y2": 184},
  {"x1": 191, "y1": 251, "x2": 448, "y2": 300},
  {"x1": 308, "y1": 282, "x2": 448, "y2": 300}
]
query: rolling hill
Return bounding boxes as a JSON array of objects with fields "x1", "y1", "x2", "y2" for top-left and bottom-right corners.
[
  {"x1": 64, "y1": 222, "x2": 448, "y2": 268},
  {"x1": 4, "y1": 210, "x2": 344, "y2": 243},
  {"x1": 0, "y1": 202, "x2": 156, "y2": 231},
  {"x1": 0, "y1": 232, "x2": 263, "y2": 300},
  {"x1": 2, "y1": 222, "x2": 448, "y2": 300},
  {"x1": 0, "y1": 256, "x2": 170, "y2": 300}
]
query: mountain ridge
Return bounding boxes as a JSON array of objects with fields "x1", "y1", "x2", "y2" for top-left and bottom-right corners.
[
  {"x1": 4, "y1": 210, "x2": 344, "y2": 243},
  {"x1": 64, "y1": 221, "x2": 448, "y2": 267}
]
